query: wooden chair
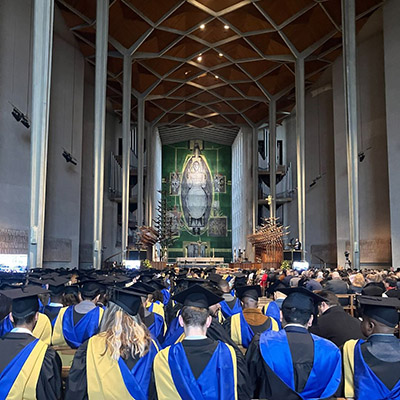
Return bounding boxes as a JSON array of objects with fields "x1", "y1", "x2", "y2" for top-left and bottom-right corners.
[
  {"x1": 51, "y1": 345, "x2": 77, "y2": 380},
  {"x1": 337, "y1": 294, "x2": 355, "y2": 317}
]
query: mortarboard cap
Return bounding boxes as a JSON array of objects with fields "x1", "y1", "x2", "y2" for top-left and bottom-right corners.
[
  {"x1": 280, "y1": 287, "x2": 324, "y2": 313},
  {"x1": 208, "y1": 273, "x2": 222, "y2": 284},
  {"x1": 234, "y1": 273, "x2": 247, "y2": 288},
  {"x1": 80, "y1": 280, "x2": 102, "y2": 298},
  {"x1": 131, "y1": 282, "x2": 156, "y2": 295},
  {"x1": 236, "y1": 285, "x2": 261, "y2": 301},
  {"x1": 172, "y1": 284, "x2": 223, "y2": 308},
  {"x1": 64, "y1": 284, "x2": 79, "y2": 295},
  {"x1": 147, "y1": 279, "x2": 166, "y2": 291},
  {"x1": 111, "y1": 289, "x2": 142, "y2": 316},
  {"x1": 358, "y1": 295, "x2": 400, "y2": 328},
  {"x1": 266, "y1": 281, "x2": 287, "y2": 295},
  {"x1": 45, "y1": 277, "x2": 70, "y2": 295},
  {"x1": 0, "y1": 286, "x2": 48, "y2": 318},
  {"x1": 362, "y1": 286, "x2": 384, "y2": 297}
]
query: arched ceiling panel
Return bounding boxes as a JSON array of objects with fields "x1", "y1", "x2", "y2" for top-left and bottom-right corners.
[{"x1": 58, "y1": 0, "x2": 384, "y2": 138}]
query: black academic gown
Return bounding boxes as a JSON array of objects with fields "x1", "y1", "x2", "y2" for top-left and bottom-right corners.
[
  {"x1": 0, "y1": 332, "x2": 62, "y2": 400},
  {"x1": 207, "y1": 317, "x2": 251, "y2": 400},
  {"x1": 150, "y1": 333, "x2": 251, "y2": 400},
  {"x1": 309, "y1": 305, "x2": 365, "y2": 347},
  {"x1": 143, "y1": 311, "x2": 164, "y2": 344},
  {"x1": 43, "y1": 305, "x2": 62, "y2": 326},
  {"x1": 223, "y1": 311, "x2": 272, "y2": 337},
  {"x1": 360, "y1": 334, "x2": 400, "y2": 390},
  {"x1": 246, "y1": 326, "x2": 337, "y2": 400},
  {"x1": 65, "y1": 339, "x2": 146, "y2": 400}
]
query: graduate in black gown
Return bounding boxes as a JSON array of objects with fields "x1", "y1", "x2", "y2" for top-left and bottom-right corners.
[
  {"x1": 246, "y1": 287, "x2": 342, "y2": 400},
  {"x1": 224, "y1": 285, "x2": 279, "y2": 349},
  {"x1": 130, "y1": 281, "x2": 165, "y2": 344},
  {"x1": 218, "y1": 278, "x2": 242, "y2": 318},
  {"x1": 65, "y1": 289, "x2": 158, "y2": 400},
  {"x1": 150, "y1": 284, "x2": 250, "y2": 400},
  {"x1": 43, "y1": 277, "x2": 70, "y2": 327},
  {"x1": 343, "y1": 296, "x2": 400, "y2": 399},
  {"x1": 0, "y1": 286, "x2": 62, "y2": 399},
  {"x1": 51, "y1": 280, "x2": 104, "y2": 348}
]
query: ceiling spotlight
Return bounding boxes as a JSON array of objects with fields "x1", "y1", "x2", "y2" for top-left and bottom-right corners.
[
  {"x1": 224, "y1": 24, "x2": 229, "y2": 30},
  {"x1": 197, "y1": 55, "x2": 202, "y2": 62},
  {"x1": 358, "y1": 146, "x2": 372, "y2": 162},
  {"x1": 218, "y1": 53, "x2": 223, "y2": 57},
  {"x1": 20, "y1": 115, "x2": 30, "y2": 129},
  {"x1": 200, "y1": 24, "x2": 205, "y2": 30},
  {"x1": 10, "y1": 103, "x2": 30, "y2": 128},
  {"x1": 215, "y1": 75, "x2": 219, "y2": 79},
  {"x1": 11, "y1": 107, "x2": 22, "y2": 122},
  {"x1": 184, "y1": 71, "x2": 190, "y2": 75},
  {"x1": 62, "y1": 149, "x2": 78, "y2": 166}
]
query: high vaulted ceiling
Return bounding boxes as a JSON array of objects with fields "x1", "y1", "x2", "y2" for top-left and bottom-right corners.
[{"x1": 57, "y1": 0, "x2": 383, "y2": 131}]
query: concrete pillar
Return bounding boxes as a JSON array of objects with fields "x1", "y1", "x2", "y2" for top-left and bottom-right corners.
[
  {"x1": 28, "y1": 0, "x2": 54, "y2": 269},
  {"x1": 137, "y1": 98, "x2": 145, "y2": 227},
  {"x1": 269, "y1": 99, "x2": 277, "y2": 221},
  {"x1": 253, "y1": 127, "x2": 258, "y2": 232},
  {"x1": 384, "y1": 0, "x2": 400, "y2": 268},
  {"x1": 296, "y1": 57, "x2": 306, "y2": 258},
  {"x1": 145, "y1": 125, "x2": 152, "y2": 226},
  {"x1": 341, "y1": 0, "x2": 360, "y2": 269},
  {"x1": 92, "y1": 0, "x2": 108, "y2": 269},
  {"x1": 121, "y1": 55, "x2": 132, "y2": 261}
]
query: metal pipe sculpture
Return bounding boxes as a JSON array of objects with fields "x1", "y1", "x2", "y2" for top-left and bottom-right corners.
[{"x1": 248, "y1": 217, "x2": 289, "y2": 267}]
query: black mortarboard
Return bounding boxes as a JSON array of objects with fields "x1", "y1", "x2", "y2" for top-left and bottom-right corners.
[
  {"x1": 362, "y1": 286, "x2": 384, "y2": 297},
  {"x1": 111, "y1": 289, "x2": 142, "y2": 316},
  {"x1": 64, "y1": 284, "x2": 79, "y2": 295},
  {"x1": 80, "y1": 280, "x2": 102, "y2": 297},
  {"x1": 43, "y1": 277, "x2": 70, "y2": 295},
  {"x1": 172, "y1": 284, "x2": 223, "y2": 308},
  {"x1": 234, "y1": 273, "x2": 247, "y2": 288},
  {"x1": 208, "y1": 273, "x2": 222, "y2": 284},
  {"x1": 358, "y1": 295, "x2": 400, "y2": 328},
  {"x1": 266, "y1": 281, "x2": 287, "y2": 295},
  {"x1": 177, "y1": 278, "x2": 208, "y2": 288},
  {"x1": 0, "y1": 286, "x2": 48, "y2": 317},
  {"x1": 131, "y1": 282, "x2": 156, "y2": 295},
  {"x1": 386, "y1": 289, "x2": 400, "y2": 299},
  {"x1": 236, "y1": 285, "x2": 261, "y2": 301},
  {"x1": 147, "y1": 279, "x2": 166, "y2": 291},
  {"x1": 280, "y1": 287, "x2": 325, "y2": 313}
]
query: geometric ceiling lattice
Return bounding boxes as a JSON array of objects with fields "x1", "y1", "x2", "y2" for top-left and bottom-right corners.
[{"x1": 58, "y1": 0, "x2": 383, "y2": 137}]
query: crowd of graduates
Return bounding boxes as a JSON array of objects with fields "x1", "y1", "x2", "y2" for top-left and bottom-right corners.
[{"x1": 0, "y1": 264, "x2": 399, "y2": 400}]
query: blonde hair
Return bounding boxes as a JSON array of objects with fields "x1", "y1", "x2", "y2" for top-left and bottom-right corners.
[
  {"x1": 100, "y1": 302, "x2": 151, "y2": 361},
  {"x1": 350, "y1": 273, "x2": 365, "y2": 288},
  {"x1": 366, "y1": 273, "x2": 382, "y2": 283}
]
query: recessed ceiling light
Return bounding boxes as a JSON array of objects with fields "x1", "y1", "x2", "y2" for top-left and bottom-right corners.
[
  {"x1": 218, "y1": 53, "x2": 223, "y2": 57},
  {"x1": 215, "y1": 75, "x2": 219, "y2": 79},
  {"x1": 197, "y1": 56, "x2": 202, "y2": 62},
  {"x1": 224, "y1": 25, "x2": 229, "y2": 30},
  {"x1": 185, "y1": 71, "x2": 190, "y2": 75},
  {"x1": 200, "y1": 24, "x2": 205, "y2": 30}
]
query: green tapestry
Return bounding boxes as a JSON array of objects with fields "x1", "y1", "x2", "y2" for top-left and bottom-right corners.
[{"x1": 162, "y1": 140, "x2": 232, "y2": 261}]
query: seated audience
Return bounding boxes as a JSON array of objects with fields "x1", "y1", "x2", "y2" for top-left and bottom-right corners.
[
  {"x1": 52, "y1": 281, "x2": 104, "y2": 348},
  {"x1": 343, "y1": 296, "x2": 400, "y2": 399},
  {"x1": 246, "y1": 287, "x2": 341, "y2": 400},
  {"x1": 309, "y1": 290, "x2": 364, "y2": 347},
  {"x1": 151, "y1": 285, "x2": 250, "y2": 400},
  {"x1": 0, "y1": 287, "x2": 62, "y2": 399},
  {"x1": 66, "y1": 289, "x2": 158, "y2": 399}
]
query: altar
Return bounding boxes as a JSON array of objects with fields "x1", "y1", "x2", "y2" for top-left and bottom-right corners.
[{"x1": 176, "y1": 257, "x2": 225, "y2": 265}]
